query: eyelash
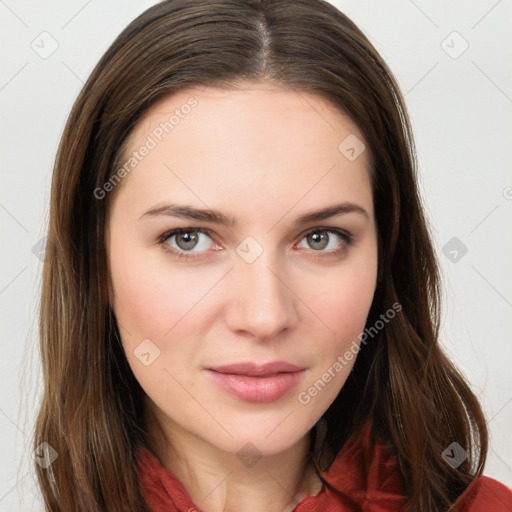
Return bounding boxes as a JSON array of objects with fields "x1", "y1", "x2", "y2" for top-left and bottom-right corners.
[{"x1": 157, "y1": 227, "x2": 354, "y2": 262}]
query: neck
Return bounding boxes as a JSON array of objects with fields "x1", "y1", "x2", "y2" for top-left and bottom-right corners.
[{"x1": 146, "y1": 414, "x2": 323, "y2": 512}]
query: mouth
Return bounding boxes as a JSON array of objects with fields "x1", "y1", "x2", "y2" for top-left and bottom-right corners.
[
  {"x1": 204, "y1": 361, "x2": 306, "y2": 402},
  {"x1": 207, "y1": 361, "x2": 305, "y2": 377}
]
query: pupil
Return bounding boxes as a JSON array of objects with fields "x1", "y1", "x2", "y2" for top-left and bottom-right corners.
[
  {"x1": 177, "y1": 232, "x2": 198, "y2": 250},
  {"x1": 309, "y1": 231, "x2": 328, "y2": 250}
]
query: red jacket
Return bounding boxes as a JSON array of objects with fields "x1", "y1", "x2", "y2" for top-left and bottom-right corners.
[{"x1": 137, "y1": 428, "x2": 512, "y2": 511}]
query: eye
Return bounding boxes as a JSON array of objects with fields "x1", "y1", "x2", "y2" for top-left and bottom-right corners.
[
  {"x1": 157, "y1": 226, "x2": 353, "y2": 261},
  {"x1": 158, "y1": 228, "x2": 216, "y2": 255},
  {"x1": 296, "y1": 228, "x2": 353, "y2": 254}
]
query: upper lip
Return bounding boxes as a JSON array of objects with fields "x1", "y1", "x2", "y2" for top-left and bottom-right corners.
[{"x1": 207, "y1": 361, "x2": 305, "y2": 376}]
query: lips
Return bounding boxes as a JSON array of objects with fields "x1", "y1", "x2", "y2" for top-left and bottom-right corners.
[
  {"x1": 208, "y1": 361, "x2": 305, "y2": 377},
  {"x1": 205, "y1": 361, "x2": 306, "y2": 402}
]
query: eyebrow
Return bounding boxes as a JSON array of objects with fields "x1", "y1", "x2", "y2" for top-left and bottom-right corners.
[{"x1": 139, "y1": 201, "x2": 369, "y2": 226}]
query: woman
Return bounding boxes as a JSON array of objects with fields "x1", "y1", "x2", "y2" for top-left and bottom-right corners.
[{"x1": 34, "y1": 0, "x2": 512, "y2": 511}]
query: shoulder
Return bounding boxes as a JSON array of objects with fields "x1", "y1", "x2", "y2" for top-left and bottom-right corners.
[
  {"x1": 319, "y1": 423, "x2": 512, "y2": 512},
  {"x1": 453, "y1": 475, "x2": 512, "y2": 511}
]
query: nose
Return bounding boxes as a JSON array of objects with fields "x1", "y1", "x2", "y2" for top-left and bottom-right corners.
[{"x1": 224, "y1": 252, "x2": 298, "y2": 341}]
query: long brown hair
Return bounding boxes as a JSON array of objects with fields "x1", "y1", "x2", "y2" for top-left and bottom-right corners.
[{"x1": 35, "y1": 0, "x2": 488, "y2": 510}]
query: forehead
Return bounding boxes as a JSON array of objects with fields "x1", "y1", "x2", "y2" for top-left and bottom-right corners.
[
  {"x1": 113, "y1": 83, "x2": 373, "y2": 219},
  {"x1": 130, "y1": 82, "x2": 365, "y2": 148}
]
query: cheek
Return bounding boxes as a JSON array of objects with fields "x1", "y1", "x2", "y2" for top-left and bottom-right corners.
[
  {"x1": 294, "y1": 264, "x2": 377, "y2": 419},
  {"x1": 306, "y1": 256, "x2": 377, "y2": 343},
  {"x1": 110, "y1": 258, "x2": 170, "y2": 338},
  {"x1": 108, "y1": 246, "x2": 208, "y2": 400},
  {"x1": 314, "y1": 278, "x2": 374, "y2": 330},
  {"x1": 108, "y1": 242, "x2": 207, "y2": 344},
  {"x1": 295, "y1": 246, "x2": 377, "y2": 405}
]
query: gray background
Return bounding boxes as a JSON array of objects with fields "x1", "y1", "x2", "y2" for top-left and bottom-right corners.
[{"x1": 1, "y1": 0, "x2": 511, "y2": 510}]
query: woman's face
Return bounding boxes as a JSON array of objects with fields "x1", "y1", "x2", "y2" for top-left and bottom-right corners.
[{"x1": 106, "y1": 83, "x2": 378, "y2": 457}]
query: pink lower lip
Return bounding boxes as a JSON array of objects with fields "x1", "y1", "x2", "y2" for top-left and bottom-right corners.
[{"x1": 205, "y1": 369, "x2": 305, "y2": 403}]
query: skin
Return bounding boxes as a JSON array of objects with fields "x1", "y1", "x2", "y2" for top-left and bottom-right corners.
[{"x1": 106, "y1": 82, "x2": 378, "y2": 512}]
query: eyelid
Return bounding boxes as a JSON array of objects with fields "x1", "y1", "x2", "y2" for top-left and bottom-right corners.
[
  {"x1": 157, "y1": 227, "x2": 219, "y2": 249},
  {"x1": 298, "y1": 226, "x2": 353, "y2": 243},
  {"x1": 293, "y1": 226, "x2": 354, "y2": 258},
  {"x1": 158, "y1": 226, "x2": 212, "y2": 240}
]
